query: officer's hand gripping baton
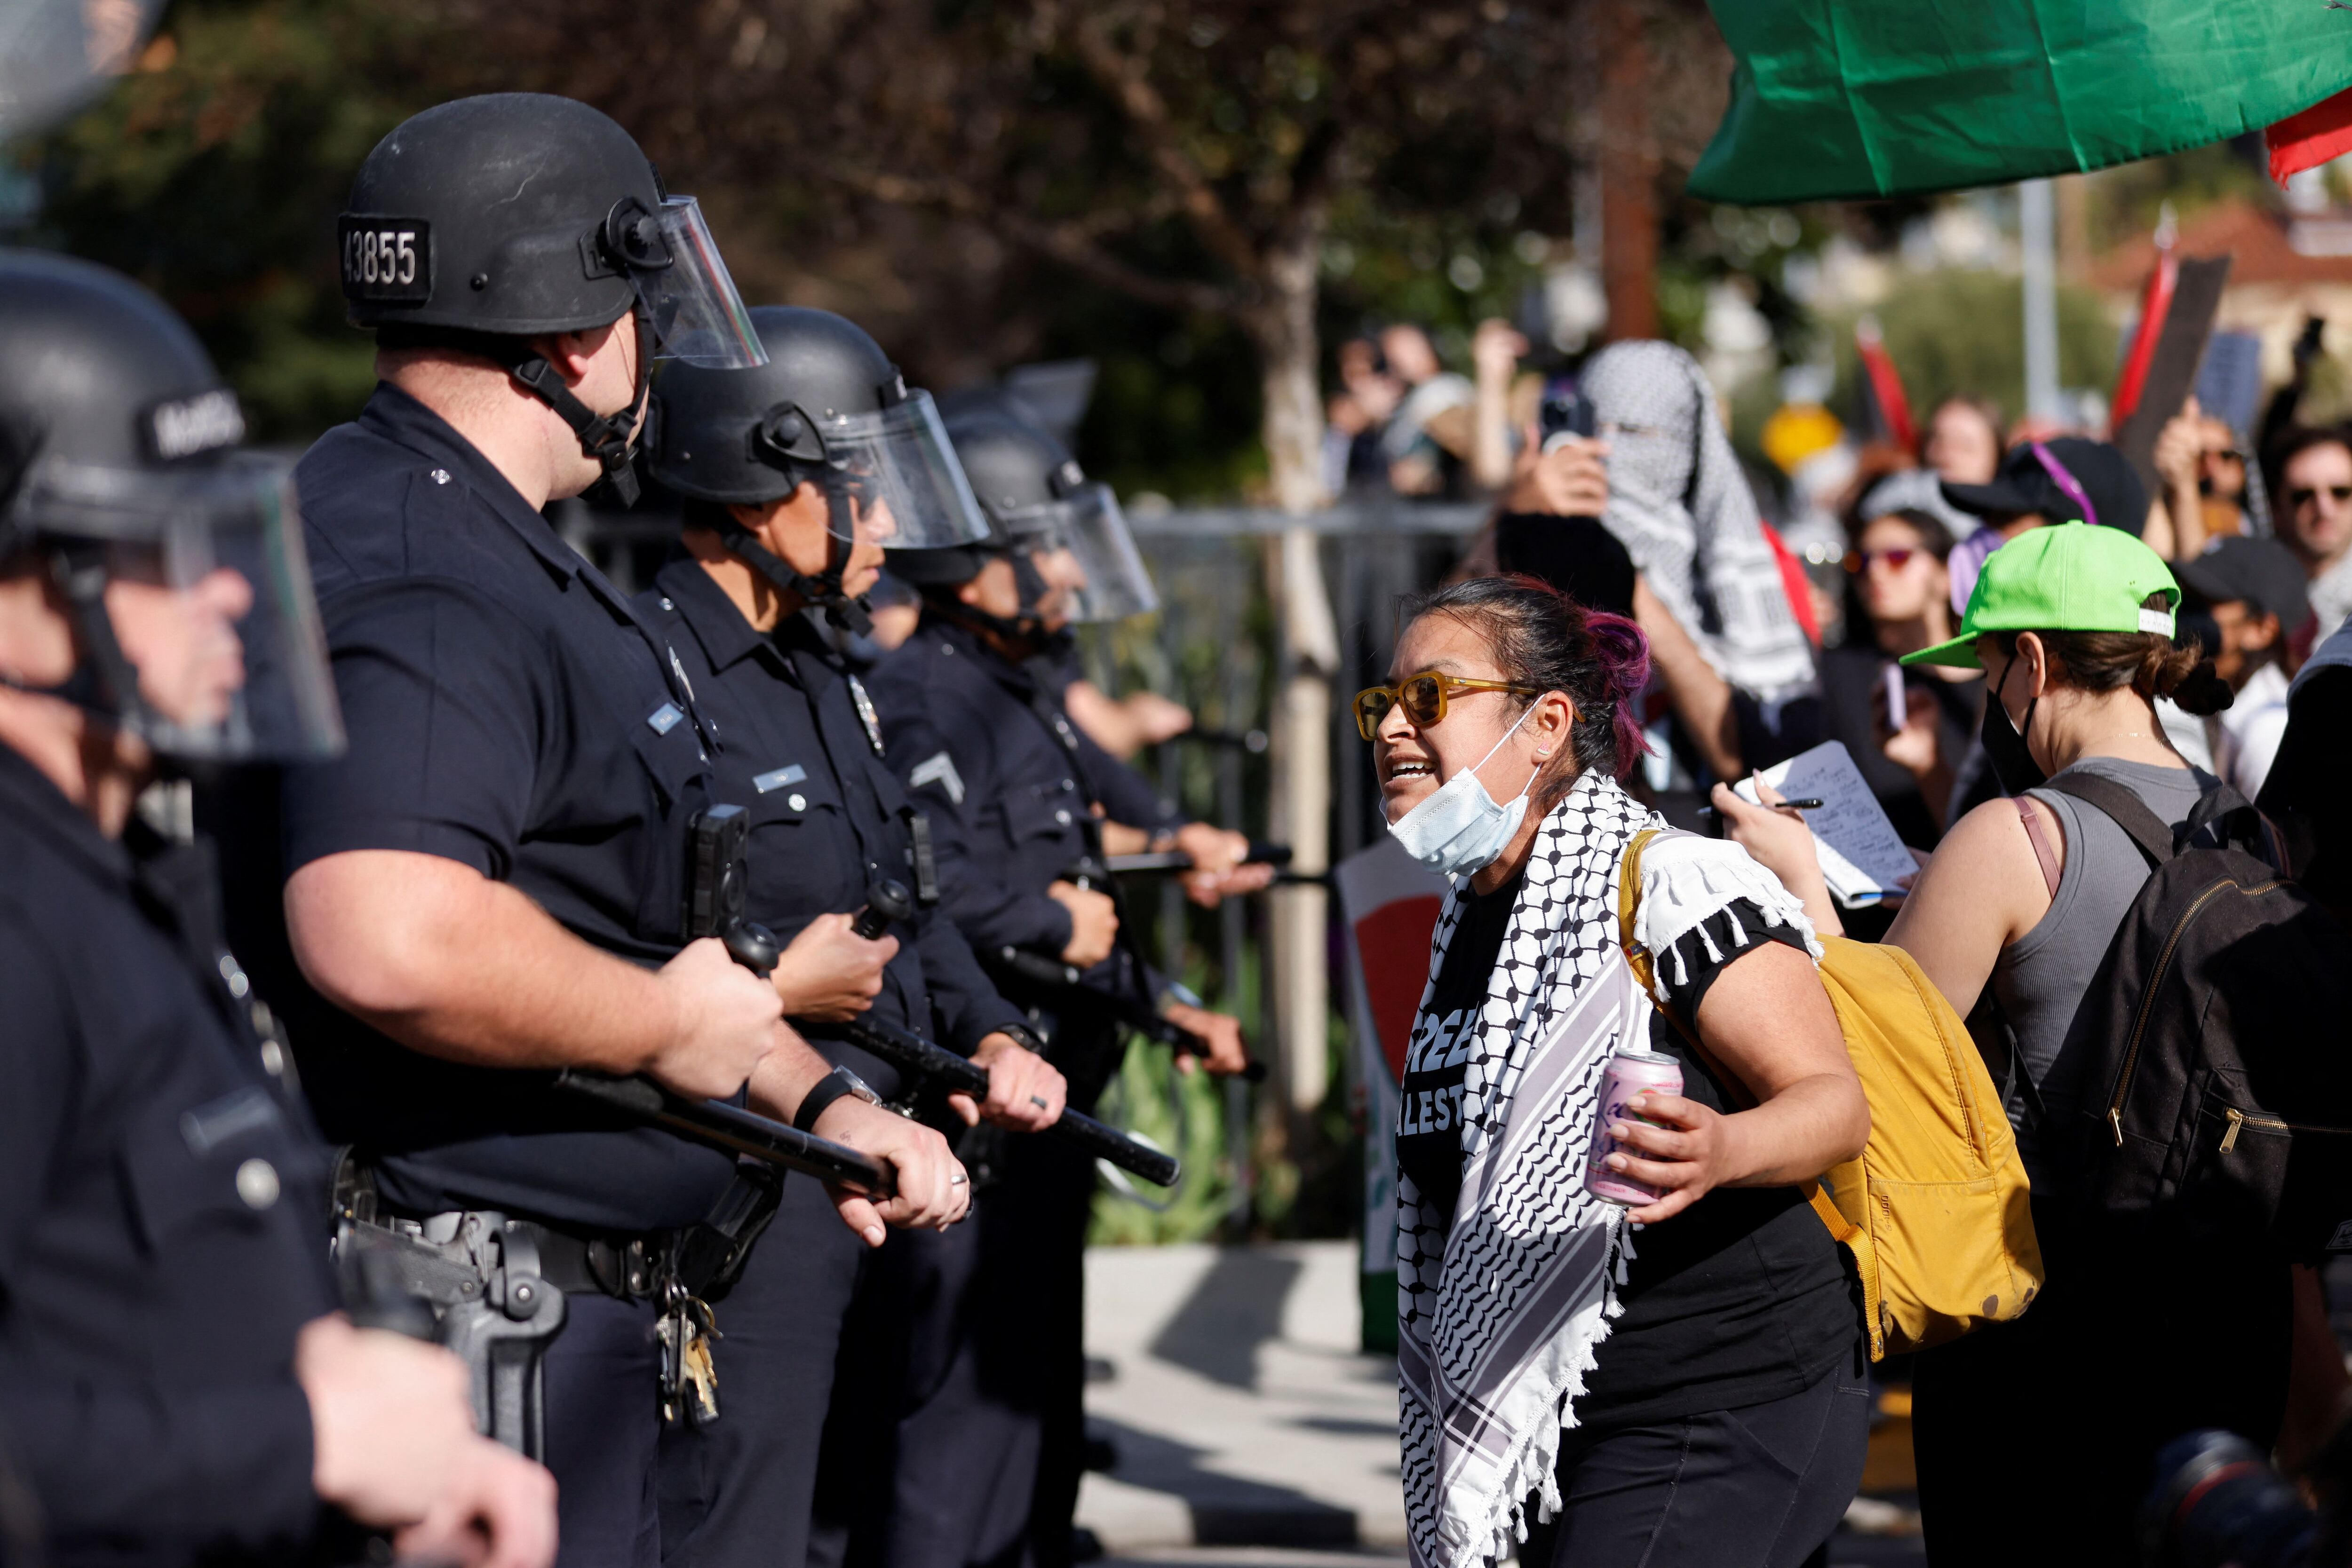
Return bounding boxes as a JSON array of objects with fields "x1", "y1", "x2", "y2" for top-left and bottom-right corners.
[
  {"x1": 986, "y1": 941, "x2": 1270, "y2": 1084},
  {"x1": 550, "y1": 919, "x2": 899, "y2": 1197},
  {"x1": 835, "y1": 880, "x2": 1181, "y2": 1185}
]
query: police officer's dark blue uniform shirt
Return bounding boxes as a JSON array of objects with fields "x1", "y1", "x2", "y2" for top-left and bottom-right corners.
[
  {"x1": 637, "y1": 556, "x2": 1025, "y2": 1068},
  {"x1": 1031, "y1": 641, "x2": 1184, "y2": 836},
  {"x1": 0, "y1": 744, "x2": 339, "y2": 1568},
  {"x1": 240, "y1": 383, "x2": 735, "y2": 1231},
  {"x1": 634, "y1": 557, "x2": 1027, "y2": 1568},
  {"x1": 867, "y1": 617, "x2": 1101, "y2": 959}
]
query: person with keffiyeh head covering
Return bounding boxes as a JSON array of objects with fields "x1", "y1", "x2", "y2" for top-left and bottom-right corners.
[{"x1": 1582, "y1": 342, "x2": 1819, "y2": 712}]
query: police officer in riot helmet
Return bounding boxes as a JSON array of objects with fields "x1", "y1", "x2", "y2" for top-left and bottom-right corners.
[
  {"x1": 0, "y1": 250, "x2": 555, "y2": 1568},
  {"x1": 859, "y1": 407, "x2": 1252, "y2": 1568},
  {"x1": 638, "y1": 304, "x2": 1059, "y2": 1568},
  {"x1": 213, "y1": 93, "x2": 848, "y2": 1568},
  {"x1": 946, "y1": 395, "x2": 1271, "y2": 912}
]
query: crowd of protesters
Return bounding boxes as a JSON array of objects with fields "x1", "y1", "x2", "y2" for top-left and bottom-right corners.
[{"x1": 1375, "y1": 320, "x2": 2352, "y2": 1567}]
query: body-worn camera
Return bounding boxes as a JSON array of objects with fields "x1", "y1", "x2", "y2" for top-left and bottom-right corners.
[{"x1": 685, "y1": 805, "x2": 752, "y2": 942}]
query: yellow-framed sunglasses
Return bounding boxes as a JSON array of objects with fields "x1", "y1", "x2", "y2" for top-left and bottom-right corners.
[{"x1": 1352, "y1": 671, "x2": 1539, "y2": 741}]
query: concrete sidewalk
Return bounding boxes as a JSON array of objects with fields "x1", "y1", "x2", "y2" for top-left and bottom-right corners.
[
  {"x1": 1078, "y1": 1242, "x2": 1924, "y2": 1568},
  {"x1": 1077, "y1": 1242, "x2": 1404, "y2": 1552}
]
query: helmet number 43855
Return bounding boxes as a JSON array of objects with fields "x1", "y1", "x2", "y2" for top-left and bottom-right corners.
[{"x1": 337, "y1": 216, "x2": 432, "y2": 303}]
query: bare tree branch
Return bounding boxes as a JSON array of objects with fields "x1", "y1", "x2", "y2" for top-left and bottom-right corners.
[
  {"x1": 1057, "y1": 5, "x2": 1263, "y2": 280},
  {"x1": 826, "y1": 166, "x2": 1240, "y2": 318}
]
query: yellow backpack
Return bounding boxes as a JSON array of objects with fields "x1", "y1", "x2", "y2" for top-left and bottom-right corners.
[{"x1": 1617, "y1": 829, "x2": 2043, "y2": 1361}]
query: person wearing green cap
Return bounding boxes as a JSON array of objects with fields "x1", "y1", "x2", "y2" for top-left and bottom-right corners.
[{"x1": 1714, "y1": 521, "x2": 2334, "y2": 1567}]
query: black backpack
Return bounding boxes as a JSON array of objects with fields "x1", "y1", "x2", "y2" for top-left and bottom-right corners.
[{"x1": 2051, "y1": 773, "x2": 2352, "y2": 1256}]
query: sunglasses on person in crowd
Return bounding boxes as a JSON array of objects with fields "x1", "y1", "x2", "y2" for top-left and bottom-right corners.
[
  {"x1": 1352, "y1": 671, "x2": 1538, "y2": 741},
  {"x1": 2288, "y1": 484, "x2": 2352, "y2": 510},
  {"x1": 1845, "y1": 547, "x2": 1921, "y2": 574}
]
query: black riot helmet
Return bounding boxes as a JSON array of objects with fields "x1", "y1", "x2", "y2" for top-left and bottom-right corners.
[
  {"x1": 940, "y1": 396, "x2": 1158, "y2": 628},
  {"x1": 339, "y1": 93, "x2": 765, "y2": 503},
  {"x1": 649, "y1": 305, "x2": 990, "y2": 633},
  {"x1": 0, "y1": 251, "x2": 342, "y2": 762}
]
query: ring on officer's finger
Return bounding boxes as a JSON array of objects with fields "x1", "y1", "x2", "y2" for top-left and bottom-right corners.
[
  {"x1": 949, "y1": 1172, "x2": 969, "y2": 1186},
  {"x1": 1030, "y1": 1095, "x2": 1049, "y2": 1109}
]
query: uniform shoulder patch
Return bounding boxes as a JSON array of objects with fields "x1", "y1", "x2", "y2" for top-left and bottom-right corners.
[{"x1": 908, "y1": 750, "x2": 966, "y2": 807}]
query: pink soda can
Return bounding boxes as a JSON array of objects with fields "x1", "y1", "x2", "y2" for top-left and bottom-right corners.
[{"x1": 1584, "y1": 1048, "x2": 1685, "y2": 1206}]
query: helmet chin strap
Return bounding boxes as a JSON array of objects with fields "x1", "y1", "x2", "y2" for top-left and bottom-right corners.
[
  {"x1": 505, "y1": 307, "x2": 653, "y2": 508},
  {"x1": 928, "y1": 552, "x2": 1052, "y2": 654},
  {"x1": 0, "y1": 544, "x2": 156, "y2": 738},
  {"x1": 714, "y1": 473, "x2": 874, "y2": 637}
]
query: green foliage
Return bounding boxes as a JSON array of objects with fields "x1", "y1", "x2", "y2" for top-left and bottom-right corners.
[
  {"x1": 1089, "y1": 1036, "x2": 1245, "y2": 1245},
  {"x1": 1068, "y1": 310, "x2": 1266, "y2": 504},
  {"x1": 24, "y1": 0, "x2": 450, "y2": 439},
  {"x1": 1826, "y1": 269, "x2": 2118, "y2": 431},
  {"x1": 1319, "y1": 190, "x2": 1557, "y2": 353}
]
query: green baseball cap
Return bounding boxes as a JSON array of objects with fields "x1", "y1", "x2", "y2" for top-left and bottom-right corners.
[{"x1": 1901, "y1": 522, "x2": 2180, "y2": 669}]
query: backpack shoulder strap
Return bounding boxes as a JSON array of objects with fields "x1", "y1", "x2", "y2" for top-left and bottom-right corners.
[
  {"x1": 2177, "y1": 778, "x2": 2276, "y2": 864},
  {"x1": 2041, "y1": 773, "x2": 2174, "y2": 867},
  {"x1": 2014, "y1": 799, "x2": 2061, "y2": 898},
  {"x1": 1616, "y1": 827, "x2": 1662, "y2": 999}
]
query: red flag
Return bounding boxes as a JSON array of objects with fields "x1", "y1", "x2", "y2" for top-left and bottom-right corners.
[
  {"x1": 1762, "y1": 523, "x2": 1821, "y2": 648},
  {"x1": 2111, "y1": 244, "x2": 2178, "y2": 431},
  {"x1": 1853, "y1": 318, "x2": 1915, "y2": 451},
  {"x1": 2269, "y1": 85, "x2": 2352, "y2": 186}
]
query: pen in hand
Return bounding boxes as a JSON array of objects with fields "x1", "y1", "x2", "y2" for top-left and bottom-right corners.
[{"x1": 1695, "y1": 797, "x2": 1824, "y2": 818}]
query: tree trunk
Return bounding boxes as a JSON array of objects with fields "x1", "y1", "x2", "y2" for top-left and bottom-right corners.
[
  {"x1": 1245, "y1": 226, "x2": 1339, "y2": 1148},
  {"x1": 1598, "y1": 0, "x2": 1660, "y2": 341}
]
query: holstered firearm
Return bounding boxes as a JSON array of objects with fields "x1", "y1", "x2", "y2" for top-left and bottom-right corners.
[{"x1": 333, "y1": 1159, "x2": 567, "y2": 1459}]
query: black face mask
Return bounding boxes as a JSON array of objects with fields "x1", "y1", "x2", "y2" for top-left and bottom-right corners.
[{"x1": 1980, "y1": 651, "x2": 2046, "y2": 794}]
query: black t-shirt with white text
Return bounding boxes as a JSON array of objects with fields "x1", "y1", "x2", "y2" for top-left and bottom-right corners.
[{"x1": 1394, "y1": 881, "x2": 1859, "y2": 1423}]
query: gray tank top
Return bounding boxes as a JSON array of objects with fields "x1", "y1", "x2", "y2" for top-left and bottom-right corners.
[{"x1": 1991, "y1": 756, "x2": 2218, "y2": 1185}]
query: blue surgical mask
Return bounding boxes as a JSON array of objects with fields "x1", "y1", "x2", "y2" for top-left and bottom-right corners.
[{"x1": 1386, "y1": 706, "x2": 1541, "y2": 879}]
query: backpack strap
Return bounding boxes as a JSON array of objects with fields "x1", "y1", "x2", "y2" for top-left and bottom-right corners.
[
  {"x1": 1616, "y1": 828, "x2": 1855, "y2": 1243},
  {"x1": 2013, "y1": 799, "x2": 2061, "y2": 898},
  {"x1": 2041, "y1": 773, "x2": 2176, "y2": 868},
  {"x1": 2177, "y1": 778, "x2": 2278, "y2": 866},
  {"x1": 1617, "y1": 828, "x2": 1663, "y2": 1001}
]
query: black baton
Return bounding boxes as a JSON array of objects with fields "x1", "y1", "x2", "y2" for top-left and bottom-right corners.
[{"x1": 820, "y1": 1014, "x2": 1181, "y2": 1187}]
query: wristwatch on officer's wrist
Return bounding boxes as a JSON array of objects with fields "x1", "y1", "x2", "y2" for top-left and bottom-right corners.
[
  {"x1": 995, "y1": 1021, "x2": 1045, "y2": 1055},
  {"x1": 794, "y1": 1065, "x2": 882, "y2": 1132}
]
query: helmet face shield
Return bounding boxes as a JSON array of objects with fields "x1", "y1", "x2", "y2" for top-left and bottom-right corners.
[
  {"x1": 18, "y1": 452, "x2": 344, "y2": 762},
  {"x1": 621, "y1": 197, "x2": 766, "y2": 370},
  {"x1": 1001, "y1": 483, "x2": 1158, "y2": 624},
  {"x1": 821, "y1": 390, "x2": 994, "y2": 553},
  {"x1": 0, "y1": 0, "x2": 161, "y2": 141}
]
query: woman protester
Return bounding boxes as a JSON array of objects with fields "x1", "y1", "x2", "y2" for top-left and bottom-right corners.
[
  {"x1": 1717, "y1": 522, "x2": 2333, "y2": 1567},
  {"x1": 1375, "y1": 576, "x2": 1869, "y2": 1568},
  {"x1": 1820, "y1": 508, "x2": 1981, "y2": 846}
]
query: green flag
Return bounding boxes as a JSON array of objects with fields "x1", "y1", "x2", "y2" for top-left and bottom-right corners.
[{"x1": 1691, "y1": 2, "x2": 2352, "y2": 204}]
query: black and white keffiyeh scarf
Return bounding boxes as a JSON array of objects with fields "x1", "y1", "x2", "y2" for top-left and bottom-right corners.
[
  {"x1": 1581, "y1": 342, "x2": 1816, "y2": 705},
  {"x1": 1396, "y1": 770, "x2": 1820, "y2": 1568}
]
